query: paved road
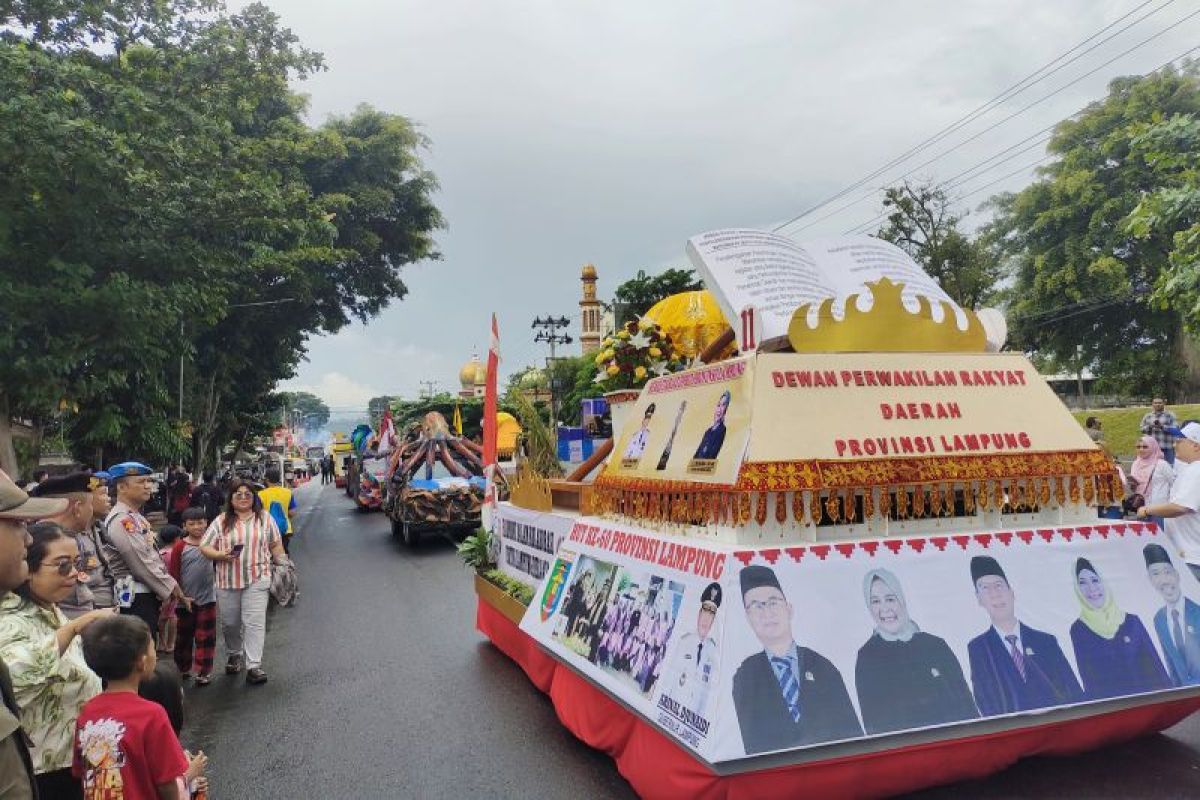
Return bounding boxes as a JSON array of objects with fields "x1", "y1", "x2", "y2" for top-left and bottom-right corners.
[{"x1": 186, "y1": 481, "x2": 1200, "y2": 798}]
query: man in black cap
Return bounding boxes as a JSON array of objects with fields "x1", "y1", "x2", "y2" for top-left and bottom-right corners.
[
  {"x1": 731, "y1": 565, "x2": 862, "y2": 755},
  {"x1": 1144, "y1": 543, "x2": 1200, "y2": 686},
  {"x1": 0, "y1": 468, "x2": 67, "y2": 799},
  {"x1": 31, "y1": 471, "x2": 106, "y2": 619},
  {"x1": 966, "y1": 555, "x2": 1081, "y2": 716},
  {"x1": 661, "y1": 581, "x2": 722, "y2": 720}
]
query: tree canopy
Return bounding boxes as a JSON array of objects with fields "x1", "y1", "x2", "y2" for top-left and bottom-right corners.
[
  {"x1": 875, "y1": 179, "x2": 1001, "y2": 309},
  {"x1": 613, "y1": 268, "x2": 703, "y2": 324},
  {"x1": 983, "y1": 64, "x2": 1200, "y2": 398},
  {"x1": 0, "y1": 0, "x2": 443, "y2": 472}
]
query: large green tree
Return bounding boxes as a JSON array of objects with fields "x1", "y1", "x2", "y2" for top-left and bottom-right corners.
[
  {"x1": 613, "y1": 267, "x2": 703, "y2": 324},
  {"x1": 984, "y1": 64, "x2": 1200, "y2": 398},
  {"x1": 0, "y1": 1, "x2": 443, "y2": 472},
  {"x1": 875, "y1": 179, "x2": 1000, "y2": 308}
]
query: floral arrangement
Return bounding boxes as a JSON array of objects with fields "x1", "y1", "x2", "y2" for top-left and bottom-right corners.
[{"x1": 593, "y1": 317, "x2": 686, "y2": 392}]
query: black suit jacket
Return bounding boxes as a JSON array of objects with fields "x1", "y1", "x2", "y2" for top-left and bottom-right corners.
[{"x1": 732, "y1": 646, "x2": 863, "y2": 755}]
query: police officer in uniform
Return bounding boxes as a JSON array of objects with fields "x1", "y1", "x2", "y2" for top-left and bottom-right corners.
[
  {"x1": 103, "y1": 462, "x2": 190, "y2": 633},
  {"x1": 663, "y1": 581, "x2": 722, "y2": 718}
]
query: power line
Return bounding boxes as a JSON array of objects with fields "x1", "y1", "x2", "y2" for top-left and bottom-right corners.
[
  {"x1": 773, "y1": 0, "x2": 1177, "y2": 232},
  {"x1": 840, "y1": 42, "x2": 1200, "y2": 235}
]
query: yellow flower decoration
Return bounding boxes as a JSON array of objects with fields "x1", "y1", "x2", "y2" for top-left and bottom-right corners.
[
  {"x1": 648, "y1": 347, "x2": 661, "y2": 358},
  {"x1": 606, "y1": 364, "x2": 621, "y2": 376},
  {"x1": 594, "y1": 352, "x2": 607, "y2": 365},
  {"x1": 634, "y1": 366, "x2": 647, "y2": 379},
  {"x1": 617, "y1": 330, "x2": 630, "y2": 340}
]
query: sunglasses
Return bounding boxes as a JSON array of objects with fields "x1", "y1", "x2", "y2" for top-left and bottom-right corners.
[{"x1": 42, "y1": 558, "x2": 80, "y2": 577}]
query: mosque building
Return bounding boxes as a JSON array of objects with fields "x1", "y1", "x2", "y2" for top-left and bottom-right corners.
[{"x1": 458, "y1": 353, "x2": 486, "y2": 399}]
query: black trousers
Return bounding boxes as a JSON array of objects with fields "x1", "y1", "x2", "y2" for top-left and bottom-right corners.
[
  {"x1": 122, "y1": 592, "x2": 161, "y2": 635},
  {"x1": 37, "y1": 768, "x2": 82, "y2": 800}
]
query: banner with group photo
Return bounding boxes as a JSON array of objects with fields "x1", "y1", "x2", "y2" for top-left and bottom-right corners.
[
  {"x1": 519, "y1": 517, "x2": 738, "y2": 755},
  {"x1": 521, "y1": 519, "x2": 1200, "y2": 764},
  {"x1": 493, "y1": 503, "x2": 573, "y2": 587},
  {"x1": 606, "y1": 356, "x2": 754, "y2": 486}
]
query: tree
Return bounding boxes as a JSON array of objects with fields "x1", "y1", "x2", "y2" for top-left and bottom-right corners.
[
  {"x1": 983, "y1": 64, "x2": 1200, "y2": 398},
  {"x1": 875, "y1": 180, "x2": 1001, "y2": 308},
  {"x1": 1126, "y1": 113, "x2": 1200, "y2": 330},
  {"x1": 276, "y1": 391, "x2": 329, "y2": 431},
  {"x1": 0, "y1": 1, "x2": 443, "y2": 472},
  {"x1": 613, "y1": 268, "x2": 703, "y2": 324}
]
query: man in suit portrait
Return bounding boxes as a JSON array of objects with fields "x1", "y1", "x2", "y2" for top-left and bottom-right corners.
[
  {"x1": 1144, "y1": 543, "x2": 1200, "y2": 686},
  {"x1": 967, "y1": 556, "x2": 1083, "y2": 716},
  {"x1": 731, "y1": 565, "x2": 862, "y2": 755},
  {"x1": 692, "y1": 390, "x2": 730, "y2": 461}
]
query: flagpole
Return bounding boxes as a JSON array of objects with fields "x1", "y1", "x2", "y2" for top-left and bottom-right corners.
[{"x1": 482, "y1": 313, "x2": 500, "y2": 532}]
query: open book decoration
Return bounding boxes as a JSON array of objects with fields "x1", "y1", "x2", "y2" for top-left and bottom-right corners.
[{"x1": 686, "y1": 229, "x2": 1004, "y2": 353}]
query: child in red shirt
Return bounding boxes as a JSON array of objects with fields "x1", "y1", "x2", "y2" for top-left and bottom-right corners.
[{"x1": 74, "y1": 615, "x2": 205, "y2": 800}]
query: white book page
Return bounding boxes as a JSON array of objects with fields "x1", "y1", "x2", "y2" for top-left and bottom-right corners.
[
  {"x1": 799, "y1": 236, "x2": 966, "y2": 329},
  {"x1": 685, "y1": 228, "x2": 832, "y2": 347}
]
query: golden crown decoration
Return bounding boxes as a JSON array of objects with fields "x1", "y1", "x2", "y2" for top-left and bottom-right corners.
[
  {"x1": 508, "y1": 466, "x2": 553, "y2": 512},
  {"x1": 787, "y1": 277, "x2": 987, "y2": 353}
]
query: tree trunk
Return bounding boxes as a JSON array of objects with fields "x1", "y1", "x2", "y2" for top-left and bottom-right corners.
[{"x1": 0, "y1": 392, "x2": 18, "y2": 477}]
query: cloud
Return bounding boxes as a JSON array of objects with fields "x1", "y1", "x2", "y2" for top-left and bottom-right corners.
[{"x1": 281, "y1": 371, "x2": 379, "y2": 410}]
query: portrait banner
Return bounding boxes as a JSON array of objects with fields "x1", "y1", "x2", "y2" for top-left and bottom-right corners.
[
  {"x1": 606, "y1": 356, "x2": 754, "y2": 486},
  {"x1": 706, "y1": 521, "x2": 1200, "y2": 762},
  {"x1": 520, "y1": 518, "x2": 1200, "y2": 766}
]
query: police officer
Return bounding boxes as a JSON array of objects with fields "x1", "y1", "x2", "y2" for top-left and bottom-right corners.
[
  {"x1": 103, "y1": 462, "x2": 190, "y2": 633},
  {"x1": 663, "y1": 581, "x2": 722, "y2": 718},
  {"x1": 31, "y1": 471, "x2": 102, "y2": 619},
  {"x1": 86, "y1": 471, "x2": 116, "y2": 609}
]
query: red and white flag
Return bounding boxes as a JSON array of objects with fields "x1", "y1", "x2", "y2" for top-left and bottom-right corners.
[
  {"x1": 482, "y1": 313, "x2": 500, "y2": 530},
  {"x1": 376, "y1": 408, "x2": 398, "y2": 456}
]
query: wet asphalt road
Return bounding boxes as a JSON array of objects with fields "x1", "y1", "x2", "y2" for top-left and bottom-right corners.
[{"x1": 185, "y1": 481, "x2": 1200, "y2": 799}]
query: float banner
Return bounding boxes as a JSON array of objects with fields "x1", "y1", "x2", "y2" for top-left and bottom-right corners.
[
  {"x1": 522, "y1": 520, "x2": 1200, "y2": 764},
  {"x1": 748, "y1": 351, "x2": 1097, "y2": 463},
  {"x1": 607, "y1": 357, "x2": 754, "y2": 486},
  {"x1": 706, "y1": 522, "x2": 1199, "y2": 762},
  {"x1": 493, "y1": 503, "x2": 573, "y2": 586},
  {"x1": 520, "y1": 518, "x2": 739, "y2": 757}
]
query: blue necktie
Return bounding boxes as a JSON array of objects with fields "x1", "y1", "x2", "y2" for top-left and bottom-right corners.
[{"x1": 770, "y1": 655, "x2": 802, "y2": 723}]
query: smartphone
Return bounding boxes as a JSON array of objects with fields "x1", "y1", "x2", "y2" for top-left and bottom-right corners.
[{"x1": 229, "y1": 544, "x2": 245, "y2": 557}]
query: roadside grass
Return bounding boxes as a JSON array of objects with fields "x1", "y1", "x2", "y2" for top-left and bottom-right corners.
[{"x1": 1070, "y1": 404, "x2": 1200, "y2": 459}]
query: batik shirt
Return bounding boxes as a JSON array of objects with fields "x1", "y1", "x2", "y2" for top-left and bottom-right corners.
[{"x1": 0, "y1": 594, "x2": 101, "y2": 772}]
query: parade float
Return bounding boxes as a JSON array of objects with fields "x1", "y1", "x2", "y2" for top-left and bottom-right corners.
[
  {"x1": 383, "y1": 410, "x2": 485, "y2": 546},
  {"x1": 472, "y1": 229, "x2": 1200, "y2": 799}
]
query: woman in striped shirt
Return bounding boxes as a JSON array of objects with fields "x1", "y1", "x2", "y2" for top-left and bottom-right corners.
[{"x1": 200, "y1": 479, "x2": 288, "y2": 685}]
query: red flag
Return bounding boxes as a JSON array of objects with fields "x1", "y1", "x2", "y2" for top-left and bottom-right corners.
[{"x1": 482, "y1": 314, "x2": 500, "y2": 528}]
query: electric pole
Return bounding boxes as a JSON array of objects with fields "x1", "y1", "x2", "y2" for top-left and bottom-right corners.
[
  {"x1": 418, "y1": 380, "x2": 441, "y2": 400},
  {"x1": 532, "y1": 315, "x2": 573, "y2": 425}
]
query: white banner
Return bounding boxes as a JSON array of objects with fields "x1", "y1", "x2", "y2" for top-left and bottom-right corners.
[
  {"x1": 520, "y1": 520, "x2": 1200, "y2": 764},
  {"x1": 493, "y1": 503, "x2": 573, "y2": 586}
]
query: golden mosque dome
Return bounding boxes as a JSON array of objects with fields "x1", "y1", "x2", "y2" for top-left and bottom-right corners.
[
  {"x1": 581, "y1": 263, "x2": 598, "y2": 281},
  {"x1": 459, "y1": 354, "x2": 484, "y2": 389}
]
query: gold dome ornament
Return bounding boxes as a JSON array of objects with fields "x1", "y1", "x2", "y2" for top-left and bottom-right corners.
[
  {"x1": 787, "y1": 277, "x2": 987, "y2": 354},
  {"x1": 459, "y1": 353, "x2": 483, "y2": 389},
  {"x1": 644, "y1": 290, "x2": 734, "y2": 360}
]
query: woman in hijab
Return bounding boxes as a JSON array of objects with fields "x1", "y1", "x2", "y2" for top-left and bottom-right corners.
[
  {"x1": 854, "y1": 568, "x2": 978, "y2": 735},
  {"x1": 1129, "y1": 435, "x2": 1175, "y2": 523},
  {"x1": 1069, "y1": 557, "x2": 1170, "y2": 701}
]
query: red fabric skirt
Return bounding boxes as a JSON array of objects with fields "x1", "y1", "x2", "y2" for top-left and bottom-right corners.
[{"x1": 477, "y1": 597, "x2": 1200, "y2": 799}]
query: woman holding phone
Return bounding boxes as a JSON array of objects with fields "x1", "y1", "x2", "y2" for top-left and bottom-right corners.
[{"x1": 201, "y1": 478, "x2": 288, "y2": 685}]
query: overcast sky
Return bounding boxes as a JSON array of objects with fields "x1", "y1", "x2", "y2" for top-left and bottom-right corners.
[{"x1": 235, "y1": 0, "x2": 1198, "y2": 414}]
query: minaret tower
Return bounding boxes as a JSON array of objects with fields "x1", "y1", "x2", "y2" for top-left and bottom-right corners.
[{"x1": 580, "y1": 263, "x2": 601, "y2": 355}]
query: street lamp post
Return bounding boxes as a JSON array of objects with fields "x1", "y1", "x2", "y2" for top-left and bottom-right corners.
[{"x1": 532, "y1": 315, "x2": 572, "y2": 425}]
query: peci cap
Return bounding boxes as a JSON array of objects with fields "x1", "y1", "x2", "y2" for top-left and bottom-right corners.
[
  {"x1": 0, "y1": 469, "x2": 67, "y2": 520},
  {"x1": 107, "y1": 462, "x2": 153, "y2": 480},
  {"x1": 32, "y1": 471, "x2": 93, "y2": 497},
  {"x1": 1143, "y1": 543, "x2": 1172, "y2": 569},
  {"x1": 739, "y1": 565, "x2": 783, "y2": 599},
  {"x1": 700, "y1": 581, "x2": 723, "y2": 612},
  {"x1": 970, "y1": 555, "x2": 1007, "y2": 587},
  {"x1": 1164, "y1": 421, "x2": 1200, "y2": 444}
]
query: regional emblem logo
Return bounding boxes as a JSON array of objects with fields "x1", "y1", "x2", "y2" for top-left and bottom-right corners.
[{"x1": 540, "y1": 550, "x2": 576, "y2": 622}]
